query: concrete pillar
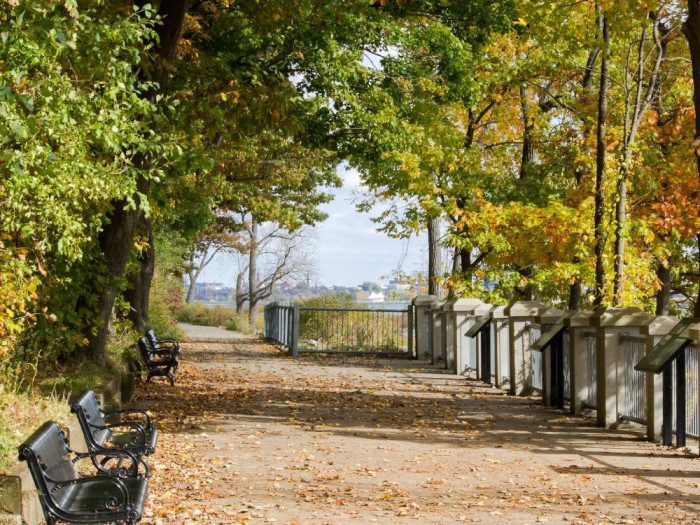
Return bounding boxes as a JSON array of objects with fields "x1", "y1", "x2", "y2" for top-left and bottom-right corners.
[
  {"x1": 563, "y1": 311, "x2": 594, "y2": 415},
  {"x1": 443, "y1": 298, "x2": 490, "y2": 375},
  {"x1": 534, "y1": 308, "x2": 565, "y2": 406},
  {"x1": 412, "y1": 295, "x2": 439, "y2": 361},
  {"x1": 591, "y1": 307, "x2": 653, "y2": 428},
  {"x1": 642, "y1": 316, "x2": 679, "y2": 442},
  {"x1": 505, "y1": 301, "x2": 550, "y2": 396},
  {"x1": 490, "y1": 306, "x2": 510, "y2": 390},
  {"x1": 430, "y1": 299, "x2": 447, "y2": 364}
]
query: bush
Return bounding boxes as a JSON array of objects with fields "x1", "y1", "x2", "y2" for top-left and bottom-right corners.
[
  {"x1": 211, "y1": 305, "x2": 237, "y2": 327},
  {"x1": 176, "y1": 302, "x2": 214, "y2": 325}
]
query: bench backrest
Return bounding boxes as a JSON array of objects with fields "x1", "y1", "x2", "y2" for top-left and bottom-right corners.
[
  {"x1": 71, "y1": 390, "x2": 111, "y2": 447},
  {"x1": 138, "y1": 336, "x2": 156, "y2": 365},
  {"x1": 18, "y1": 421, "x2": 78, "y2": 510},
  {"x1": 145, "y1": 329, "x2": 159, "y2": 350}
]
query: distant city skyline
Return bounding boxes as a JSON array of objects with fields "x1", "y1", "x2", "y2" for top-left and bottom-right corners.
[{"x1": 196, "y1": 165, "x2": 428, "y2": 287}]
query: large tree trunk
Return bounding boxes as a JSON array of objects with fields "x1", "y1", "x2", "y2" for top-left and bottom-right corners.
[
  {"x1": 185, "y1": 270, "x2": 197, "y2": 304},
  {"x1": 593, "y1": 12, "x2": 610, "y2": 309},
  {"x1": 87, "y1": 0, "x2": 188, "y2": 363},
  {"x1": 428, "y1": 217, "x2": 442, "y2": 298},
  {"x1": 568, "y1": 48, "x2": 600, "y2": 308},
  {"x1": 248, "y1": 219, "x2": 258, "y2": 327},
  {"x1": 89, "y1": 178, "x2": 149, "y2": 364},
  {"x1": 683, "y1": 2, "x2": 700, "y2": 317},
  {"x1": 123, "y1": 217, "x2": 155, "y2": 334}
]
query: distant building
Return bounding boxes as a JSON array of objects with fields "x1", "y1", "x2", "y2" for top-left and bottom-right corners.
[{"x1": 367, "y1": 291, "x2": 385, "y2": 303}]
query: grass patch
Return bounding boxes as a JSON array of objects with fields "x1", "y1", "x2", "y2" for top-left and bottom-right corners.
[{"x1": 0, "y1": 391, "x2": 70, "y2": 470}]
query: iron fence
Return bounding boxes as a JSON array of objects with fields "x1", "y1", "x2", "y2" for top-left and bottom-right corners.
[
  {"x1": 563, "y1": 332, "x2": 570, "y2": 400},
  {"x1": 620, "y1": 334, "x2": 646, "y2": 424},
  {"x1": 673, "y1": 344, "x2": 700, "y2": 438},
  {"x1": 263, "y1": 302, "x2": 296, "y2": 351},
  {"x1": 264, "y1": 302, "x2": 413, "y2": 357}
]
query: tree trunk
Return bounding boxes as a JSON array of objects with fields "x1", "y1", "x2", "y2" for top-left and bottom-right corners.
[
  {"x1": 89, "y1": 178, "x2": 149, "y2": 364},
  {"x1": 683, "y1": 2, "x2": 700, "y2": 316},
  {"x1": 655, "y1": 259, "x2": 672, "y2": 315},
  {"x1": 428, "y1": 217, "x2": 442, "y2": 298},
  {"x1": 593, "y1": 11, "x2": 610, "y2": 309},
  {"x1": 568, "y1": 256, "x2": 582, "y2": 310},
  {"x1": 186, "y1": 270, "x2": 197, "y2": 304},
  {"x1": 124, "y1": 217, "x2": 155, "y2": 333},
  {"x1": 236, "y1": 272, "x2": 246, "y2": 316},
  {"x1": 87, "y1": 0, "x2": 188, "y2": 364},
  {"x1": 248, "y1": 219, "x2": 258, "y2": 327},
  {"x1": 519, "y1": 83, "x2": 536, "y2": 179},
  {"x1": 612, "y1": 165, "x2": 628, "y2": 307}
]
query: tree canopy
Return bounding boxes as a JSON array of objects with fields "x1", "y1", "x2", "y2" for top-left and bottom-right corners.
[{"x1": 2, "y1": 0, "x2": 700, "y2": 378}]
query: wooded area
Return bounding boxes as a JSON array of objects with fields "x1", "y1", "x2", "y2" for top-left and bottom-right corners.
[{"x1": 2, "y1": 0, "x2": 700, "y2": 387}]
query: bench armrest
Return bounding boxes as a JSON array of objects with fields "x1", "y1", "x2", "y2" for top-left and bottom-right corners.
[
  {"x1": 73, "y1": 448, "x2": 141, "y2": 477},
  {"x1": 92, "y1": 421, "x2": 147, "y2": 447},
  {"x1": 103, "y1": 408, "x2": 153, "y2": 430}
]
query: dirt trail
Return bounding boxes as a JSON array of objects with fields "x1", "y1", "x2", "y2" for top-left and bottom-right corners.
[{"x1": 136, "y1": 336, "x2": 700, "y2": 524}]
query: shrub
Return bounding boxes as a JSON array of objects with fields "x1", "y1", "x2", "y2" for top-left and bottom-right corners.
[
  {"x1": 176, "y1": 302, "x2": 214, "y2": 325},
  {"x1": 211, "y1": 305, "x2": 237, "y2": 327}
]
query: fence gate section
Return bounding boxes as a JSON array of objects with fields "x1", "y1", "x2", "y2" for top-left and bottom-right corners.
[{"x1": 264, "y1": 302, "x2": 414, "y2": 358}]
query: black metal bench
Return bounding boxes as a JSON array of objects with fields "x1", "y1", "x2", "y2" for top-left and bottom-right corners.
[
  {"x1": 71, "y1": 390, "x2": 157, "y2": 478},
  {"x1": 137, "y1": 336, "x2": 179, "y2": 385},
  {"x1": 18, "y1": 421, "x2": 148, "y2": 525},
  {"x1": 146, "y1": 328, "x2": 181, "y2": 356}
]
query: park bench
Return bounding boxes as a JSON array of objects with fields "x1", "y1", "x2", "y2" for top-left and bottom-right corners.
[
  {"x1": 137, "y1": 336, "x2": 179, "y2": 385},
  {"x1": 145, "y1": 328, "x2": 181, "y2": 356},
  {"x1": 18, "y1": 421, "x2": 148, "y2": 525},
  {"x1": 71, "y1": 390, "x2": 157, "y2": 478}
]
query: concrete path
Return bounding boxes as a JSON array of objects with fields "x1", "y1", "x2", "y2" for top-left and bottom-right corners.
[
  {"x1": 178, "y1": 322, "x2": 248, "y2": 341},
  {"x1": 136, "y1": 338, "x2": 700, "y2": 524}
]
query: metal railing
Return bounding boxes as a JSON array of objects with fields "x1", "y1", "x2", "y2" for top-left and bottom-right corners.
[
  {"x1": 563, "y1": 331, "x2": 570, "y2": 400},
  {"x1": 264, "y1": 302, "x2": 296, "y2": 353},
  {"x1": 673, "y1": 344, "x2": 700, "y2": 438},
  {"x1": 528, "y1": 324, "x2": 543, "y2": 390},
  {"x1": 264, "y1": 302, "x2": 413, "y2": 357},
  {"x1": 299, "y1": 307, "x2": 411, "y2": 355},
  {"x1": 620, "y1": 334, "x2": 646, "y2": 424}
]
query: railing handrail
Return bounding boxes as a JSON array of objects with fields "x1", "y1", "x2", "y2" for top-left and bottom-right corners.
[{"x1": 299, "y1": 306, "x2": 407, "y2": 313}]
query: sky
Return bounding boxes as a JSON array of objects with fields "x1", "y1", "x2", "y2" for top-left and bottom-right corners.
[{"x1": 196, "y1": 166, "x2": 428, "y2": 288}]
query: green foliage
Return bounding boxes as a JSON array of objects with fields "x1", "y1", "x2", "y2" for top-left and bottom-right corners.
[
  {"x1": 176, "y1": 302, "x2": 215, "y2": 326},
  {"x1": 298, "y1": 293, "x2": 356, "y2": 308}
]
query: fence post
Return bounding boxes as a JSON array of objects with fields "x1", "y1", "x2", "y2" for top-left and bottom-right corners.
[
  {"x1": 292, "y1": 304, "x2": 299, "y2": 358},
  {"x1": 407, "y1": 304, "x2": 414, "y2": 358}
]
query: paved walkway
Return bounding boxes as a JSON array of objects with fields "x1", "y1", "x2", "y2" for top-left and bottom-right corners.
[
  {"x1": 136, "y1": 336, "x2": 700, "y2": 524},
  {"x1": 178, "y1": 322, "x2": 248, "y2": 341}
]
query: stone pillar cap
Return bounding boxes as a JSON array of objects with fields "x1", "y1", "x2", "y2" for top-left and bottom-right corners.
[
  {"x1": 534, "y1": 307, "x2": 566, "y2": 325},
  {"x1": 687, "y1": 322, "x2": 700, "y2": 342},
  {"x1": 443, "y1": 297, "x2": 491, "y2": 314},
  {"x1": 590, "y1": 306, "x2": 653, "y2": 328},
  {"x1": 489, "y1": 305, "x2": 509, "y2": 320},
  {"x1": 641, "y1": 316, "x2": 680, "y2": 336},
  {"x1": 562, "y1": 310, "x2": 595, "y2": 328},
  {"x1": 504, "y1": 300, "x2": 550, "y2": 320},
  {"x1": 412, "y1": 295, "x2": 440, "y2": 306}
]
